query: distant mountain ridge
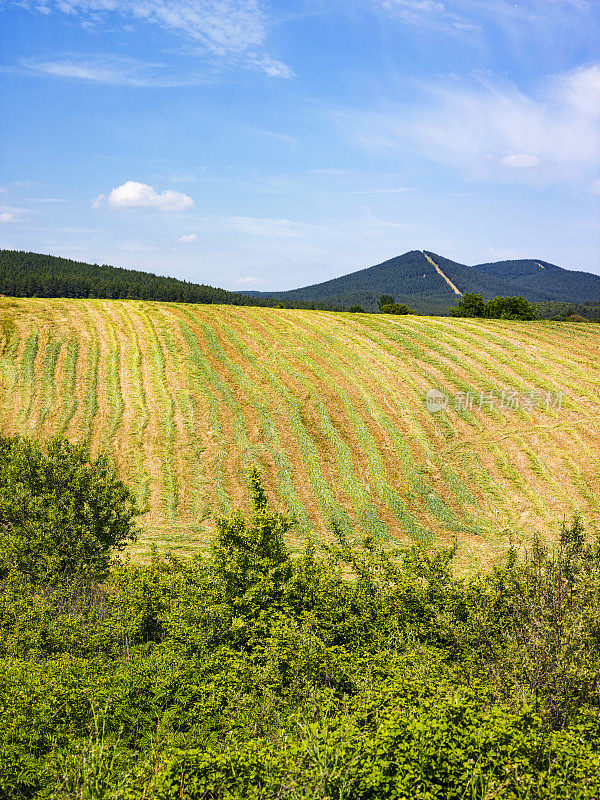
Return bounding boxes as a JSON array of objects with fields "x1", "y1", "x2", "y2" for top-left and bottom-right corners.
[
  {"x1": 1, "y1": 248, "x2": 598, "y2": 316},
  {"x1": 245, "y1": 250, "x2": 600, "y2": 314}
]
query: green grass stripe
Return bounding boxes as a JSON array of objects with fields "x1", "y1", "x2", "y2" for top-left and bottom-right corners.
[
  {"x1": 39, "y1": 339, "x2": 62, "y2": 426},
  {"x1": 264, "y1": 319, "x2": 413, "y2": 538},
  {"x1": 316, "y1": 402, "x2": 389, "y2": 540},
  {"x1": 450, "y1": 320, "x2": 585, "y2": 397},
  {"x1": 334, "y1": 316, "x2": 539, "y2": 536},
  {"x1": 287, "y1": 319, "x2": 427, "y2": 535},
  {"x1": 253, "y1": 318, "x2": 391, "y2": 538},
  {"x1": 554, "y1": 425, "x2": 600, "y2": 512},
  {"x1": 56, "y1": 337, "x2": 80, "y2": 436},
  {"x1": 137, "y1": 305, "x2": 179, "y2": 517},
  {"x1": 0, "y1": 329, "x2": 21, "y2": 427},
  {"x1": 445, "y1": 320, "x2": 600, "y2": 458},
  {"x1": 80, "y1": 314, "x2": 99, "y2": 446},
  {"x1": 317, "y1": 325, "x2": 480, "y2": 537},
  {"x1": 378, "y1": 317, "x2": 555, "y2": 416},
  {"x1": 394, "y1": 322, "x2": 572, "y2": 520},
  {"x1": 346, "y1": 316, "x2": 489, "y2": 430},
  {"x1": 18, "y1": 333, "x2": 39, "y2": 428},
  {"x1": 350, "y1": 316, "x2": 564, "y2": 472},
  {"x1": 99, "y1": 304, "x2": 124, "y2": 443},
  {"x1": 111, "y1": 303, "x2": 151, "y2": 511}
]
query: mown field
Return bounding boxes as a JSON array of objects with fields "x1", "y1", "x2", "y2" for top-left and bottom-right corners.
[{"x1": 1, "y1": 298, "x2": 598, "y2": 570}]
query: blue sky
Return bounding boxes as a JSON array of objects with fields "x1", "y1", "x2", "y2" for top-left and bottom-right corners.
[{"x1": 0, "y1": 0, "x2": 598, "y2": 289}]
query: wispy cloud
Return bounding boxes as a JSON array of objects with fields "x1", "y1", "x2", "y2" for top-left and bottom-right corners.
[
  {"x1": 202, "y1": 215, "x2": 306, "y2": 237},
  {"x1": 0, "y1": 211, "x2": 19, "y2": 223},
  {"x1": 500, "y1": 154, "x2": 540, "y2": 169},
  {"x1": 371, "y1": 0, "x2": 592, "y2": 33},
  {"x1": 20, "y1": 55, "x2": 208, "y2": 87},
  {"x1": 339, "y1": 64, "x2": 600, "y2": 188},
  {"x1": 235, "y1": 275, "x2": 264, "y2": 285},
  {"x1": 16, "y1": 1, "x2": 293, "y2": 77},
  {"x1": 368, "y1": 0, "x2": 598, "y2": 60},
  {"x1": 26, "y1": 1, "x2": 265, "y2": 54},
  {"x1": 249, "y1": 54, "x2": 294, "y2": 79},
  {"x1": 179, "y1": 233, "x2": 197, "y2": 242},
  {"x1": 94, "y1": 181, "x2": 194, "y2": 211}
]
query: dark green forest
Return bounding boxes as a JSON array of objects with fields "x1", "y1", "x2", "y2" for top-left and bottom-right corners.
[
  {"x1": 1, "y1": 436, "x2": 600, "y2": 799},
  {"x1": 0, "y1": 251, "x2": 342, "y2": 311},
  {"x1": 534, "y1": 301, "x2": 600, "y2": 322}
]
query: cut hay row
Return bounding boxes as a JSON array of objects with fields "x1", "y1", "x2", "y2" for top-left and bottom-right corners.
[{"x1": 1, "y1": 298, "x2": 599, "y2": 569}]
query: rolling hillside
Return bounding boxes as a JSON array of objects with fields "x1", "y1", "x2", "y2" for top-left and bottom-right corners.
[{"x1": 1, "y1": 298, "x2": 599, "y2": 570}]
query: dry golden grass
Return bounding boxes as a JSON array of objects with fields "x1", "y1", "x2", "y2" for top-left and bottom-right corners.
[{"x1": 1, "y1": 298, "x2": 599, "y2": 570}]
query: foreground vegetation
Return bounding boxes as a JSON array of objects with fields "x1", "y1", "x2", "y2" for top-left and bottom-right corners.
[{"x1": 1, "y1": 437, "x2": 600, "y2": 799}]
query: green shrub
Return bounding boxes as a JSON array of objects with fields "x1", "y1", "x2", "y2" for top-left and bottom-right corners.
[
  {"x1": 450, "y1": 293, "x2": 537, "y2": 320},
  {"x1": 0, "y1": 436, "x2": 138, "y2": 584}
]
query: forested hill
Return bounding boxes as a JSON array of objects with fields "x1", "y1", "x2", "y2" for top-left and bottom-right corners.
[
  {"x1": 244, "y1": 250, "x2": 600, "y2": 313},
  {"x1": 474, "y1": 258, "x2": 600, "y2": 302},
  {"x1": 0, "y1": 250, "x2": 341, "y2": 310}
]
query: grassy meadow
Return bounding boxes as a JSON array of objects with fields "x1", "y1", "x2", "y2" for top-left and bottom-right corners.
[{"x1": 1, "y1": 297, "x2": 599, "y2": 570}]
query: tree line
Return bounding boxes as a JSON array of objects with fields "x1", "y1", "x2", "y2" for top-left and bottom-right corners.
[{"x1": 0, "y1": 251, "x2": 344, "y2": 311}]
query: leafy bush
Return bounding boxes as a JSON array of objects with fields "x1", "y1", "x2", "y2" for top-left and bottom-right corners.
[
  {"x1": 0, "y1": 436, "x2": 138, "y2": 583},
  {"x1": 380, "y1": 302, "x2": 415, "y2": 315},
  {"x1": 450, "y1": 292, "x2": 537, "y2": 320}
]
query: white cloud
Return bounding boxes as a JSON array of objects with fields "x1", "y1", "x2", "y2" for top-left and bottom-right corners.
[
  {"x1": 250, "y1": 54, "x2": 294, "y2": 79},
  {"x1": 0, "y1": 212, "x2": 18, "y2": 223},
  {"x1": 557, "y1": 63, "x2": 600, "y2": 118},
  {"x1": 179, "y1": 233, "x2": 197, "y2": 242},
  {"x1": 500, "y1": 154, "x2": 541, "y2": 168},
  {"x1": 97, "y1": 181, "x2": 194, "y2": 211},
  {"x1": 341, "y1": 64, "x2": 600, "y2": 186}
]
